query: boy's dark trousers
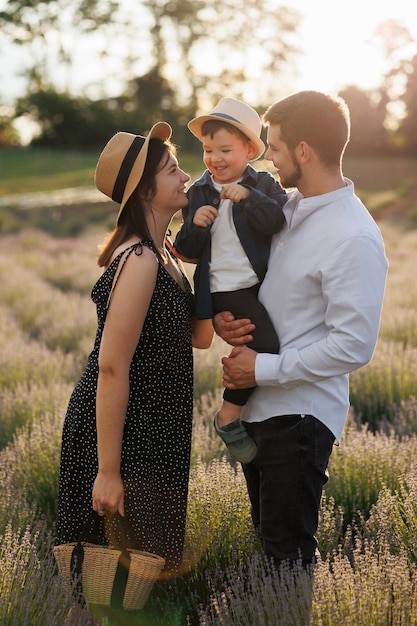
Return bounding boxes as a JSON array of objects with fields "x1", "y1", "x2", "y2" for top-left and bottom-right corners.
[{"x1": 211, "y1": 283, "x2": 280, "y2": 406}]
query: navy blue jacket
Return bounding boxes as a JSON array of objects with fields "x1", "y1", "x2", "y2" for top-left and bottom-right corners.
[{"x1": 175, "y1": 165, "x2": 286, "y2": 319}]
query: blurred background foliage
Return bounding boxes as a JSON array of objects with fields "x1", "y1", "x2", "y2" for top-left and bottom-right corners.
[{"x1": 0, "y1": 0, "x2": 416, "y2": 155}]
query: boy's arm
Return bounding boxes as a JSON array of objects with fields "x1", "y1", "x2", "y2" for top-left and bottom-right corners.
[
  {"x1": 240, "y1": 172, "x2": 287, "y2": 234},
  {"x1": 174, "y1": 207, "x2": 211, "y2": 260}
]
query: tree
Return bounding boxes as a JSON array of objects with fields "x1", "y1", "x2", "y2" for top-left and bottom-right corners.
[
  {"x1": 368, "y1": 19, "x2": 417, "y2": 152},
  {"x1": 127, "y1": 68, "x2": 193, "y2": 149},
  {"x1": 0, "y1": 0, "x2": 120, "y2": 94},
  {"x1": 14, "y1": 89, "x2": 139, "y2": 148},
  {"x1": 339, "y1": 86, "x2": 389, "y2": 155},
  {"x1": 1, "y1": 0, "x2": 301, "y2": 113},
  {"x1": 141, "y1": 0, "x2": 301, "y2": 114},
  {"x1": 0, "y1": 107, "x2": 20, "y2": 146},
  {"x1": 336, "y1": 19, "x2": 417, "y2": 156},
  {"x1": 397, "y1": 55, "x2": 417, "y2": 155}
]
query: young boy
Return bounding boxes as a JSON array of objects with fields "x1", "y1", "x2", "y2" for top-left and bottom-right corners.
[{"x1": 175, "y1": 98, "x2": 286, "y2": 463}]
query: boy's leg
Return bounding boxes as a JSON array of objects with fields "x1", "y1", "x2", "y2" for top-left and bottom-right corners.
[
  {"x1": 212, "y1": 284, "x2": 280, "y2": 410},
  {"x1": 211, "y1": 285, "x2": 280, "y2": 463}
]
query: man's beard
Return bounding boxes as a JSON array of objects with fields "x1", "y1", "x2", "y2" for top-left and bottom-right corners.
[{"x1": 280, "y1": 157, "x2": 302, "y2": 189}]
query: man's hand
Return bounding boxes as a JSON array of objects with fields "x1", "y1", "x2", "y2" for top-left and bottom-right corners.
[
  {"x1": 222, "y1": 345, "x2": 257, "y2": 389},
  {"x1": 213, "y1": 311, "x2": 255, "y2": 346},
  {"x1": 220, "y1": 184, "x2": 250, "y2": 203},
  {"x1": 193, "y1": 205, "x2": 218, "y2": 228}
]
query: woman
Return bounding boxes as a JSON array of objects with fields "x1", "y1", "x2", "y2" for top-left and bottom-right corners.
[{"x1": 56, "y1": 122, "x2": 213, "y2": 580}]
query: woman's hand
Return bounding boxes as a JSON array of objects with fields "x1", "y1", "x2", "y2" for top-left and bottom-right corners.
[{"x1": 92, "y1": 471, "x2": 125, "y2": 517}]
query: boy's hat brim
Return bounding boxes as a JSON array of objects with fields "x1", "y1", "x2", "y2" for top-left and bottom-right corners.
[
  {"x1": 94, "y1": 121, "x2": 172, "y2": 223},
  {"x1": 188, "y1": 97, "x2": 265, "y2": 160}
]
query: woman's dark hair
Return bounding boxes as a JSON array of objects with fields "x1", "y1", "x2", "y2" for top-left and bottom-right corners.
[{"x1": 97, "y1": 138, "x2": 174, "y2": 267}]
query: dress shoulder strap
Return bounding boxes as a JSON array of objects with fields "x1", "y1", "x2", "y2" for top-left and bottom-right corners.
[{"x1": 105, "y1": 242, "x2": 151, "y2": 311}]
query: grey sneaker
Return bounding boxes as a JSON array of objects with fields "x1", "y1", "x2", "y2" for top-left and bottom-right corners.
[{"x1": 214, "y1": 413, "x2": 257, "y2": 463}]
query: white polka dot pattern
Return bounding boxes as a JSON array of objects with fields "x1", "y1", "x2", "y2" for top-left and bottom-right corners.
[{"x1": 56, "y1": 242, "x2": 194, "y2": 571}]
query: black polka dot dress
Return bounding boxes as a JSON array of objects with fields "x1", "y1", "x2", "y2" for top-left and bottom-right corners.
[{"x1": 56, "y1": 242, "x2": 194, "y2": 571}]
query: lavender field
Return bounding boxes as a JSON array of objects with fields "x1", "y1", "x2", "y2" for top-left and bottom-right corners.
[{"x1": 1, "y1": 221, "x2": 417, "y2": 625}]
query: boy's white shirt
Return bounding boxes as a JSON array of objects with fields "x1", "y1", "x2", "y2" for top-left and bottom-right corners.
[{"x1": 209, "y1": 177, "x2": 258, "y2": 292}]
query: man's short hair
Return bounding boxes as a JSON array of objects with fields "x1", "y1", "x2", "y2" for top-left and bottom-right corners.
[{"x1": 263, "y1": 91, "x2": 350, "y2": 166}]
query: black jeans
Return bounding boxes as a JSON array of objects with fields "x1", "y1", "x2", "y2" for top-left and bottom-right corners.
[
  {"x1": 242, "y1": 414, "x2": 335, "y2": 565},
  {"x1": 211, "y1": 283, "x2": 280, "y2": 406}
]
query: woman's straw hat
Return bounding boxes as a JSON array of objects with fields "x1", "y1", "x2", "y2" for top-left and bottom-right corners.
[
  {"x1": 188, "y1": 98, "x2": 265, "y2": 160},
  {"x1": 95, "y1": 121, "x2": 172, "y2": 223}
]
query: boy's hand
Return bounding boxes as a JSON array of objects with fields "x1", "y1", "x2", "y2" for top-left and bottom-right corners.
[
  {"x1": 220, "y1": 184, "x2": 250, "y2": 203},
  {"x1": 193, "y1": 205, "x2": 219, "y2": 227}
]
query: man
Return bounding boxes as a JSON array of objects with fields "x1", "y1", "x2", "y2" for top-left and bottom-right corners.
[{"x1": 214, "y1": 90, "x2": 388, "y2": 569}]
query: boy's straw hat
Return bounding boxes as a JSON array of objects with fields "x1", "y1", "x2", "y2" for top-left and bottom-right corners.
[
  {"x1": 188, "y1": 98, "x2": 265, "y2": 160},
  {"x1": 95, "y1": 121, "x2": 172, "y2": 223}
]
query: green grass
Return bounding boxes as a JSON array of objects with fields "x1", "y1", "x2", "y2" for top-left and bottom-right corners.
[
  {"x1": 0, "y1": 148, "x2": 98, "y2": 194},
  {"x1": 1, "y1": 148, "x2": 417, "y2": 238},
  {"x1": 1, "y1": 146, "x2": 416, "y2": 203},
  {"x1": 0, "y1": 147, "x2": 202, "y2": 195},
  {"x1": 0, "y1": 147, "x2": 203, "y2": 236}
]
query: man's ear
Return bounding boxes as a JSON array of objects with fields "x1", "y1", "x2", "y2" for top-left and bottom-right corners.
[{"x1": 297, "y1": 141, "x2": 310, "y2": 163}]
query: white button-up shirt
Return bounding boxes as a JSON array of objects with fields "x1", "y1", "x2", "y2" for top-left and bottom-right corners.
[
  {"x1": 242, "y1": 179, "x2": 388, "y2": 442},
  {"x1": 209, "y1": 179, "x2": 258, "y2": 292}
]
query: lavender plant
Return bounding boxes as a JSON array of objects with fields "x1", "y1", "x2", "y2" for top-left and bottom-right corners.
[
  {"x1": 1, "y1": 224, "x2": 417, "y2": 624},
  {"x1": 324, "y1": 423, "x2": 417, "y2": 529}
]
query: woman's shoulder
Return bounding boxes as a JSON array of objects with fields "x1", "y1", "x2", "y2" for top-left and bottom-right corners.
[
  {"x1": 105, "y1": 241, "x2": 158, "y2": 301},
  {"x1": 110, "y1": 239, "x2": 156, "y2": 265},
  {"x1": 105, "y1": 241, "x2": 158, "y2": 291}
]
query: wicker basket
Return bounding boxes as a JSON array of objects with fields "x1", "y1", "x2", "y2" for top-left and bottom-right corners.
[{"x1": 54, "y1": 542, "x2": 165, "y2": 611}]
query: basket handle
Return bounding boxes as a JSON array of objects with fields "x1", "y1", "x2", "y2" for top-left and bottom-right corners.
[
  {"x1": 69, "y1": 510, "x2": 94, "y2": 605},
  {"x1": 70, "y1": 510, "x2": 133, "y2": 610},
  {"x1": 110, "y1": 548, "x2": 131, "y2": 609},
  {"x1": 70, "y1": 541, "x2": 85, "y2": 605}
]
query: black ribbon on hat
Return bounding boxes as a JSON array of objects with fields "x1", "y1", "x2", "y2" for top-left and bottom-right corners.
[
  {"x1": 212, "y1": 112, "x2": 240, "y2": 123},
  {"x1": 112, "y1": 136, "x2": 145, "y2": 204}
]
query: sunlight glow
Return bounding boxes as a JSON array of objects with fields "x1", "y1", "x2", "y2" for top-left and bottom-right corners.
[
  {"x1": 288, "y1": 0, "x2": 416, "y2": 94},
  {"x1": 0, "y1": 0, "x2": 415, "y2": 104}
]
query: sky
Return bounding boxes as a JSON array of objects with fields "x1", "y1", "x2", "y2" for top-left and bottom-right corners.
[
  {"x1": 288, "y1": 0, "x2": 415, "y2": 94},
  {"x1": 1, "y1": 0, "x2": 415, "y2": 109}
]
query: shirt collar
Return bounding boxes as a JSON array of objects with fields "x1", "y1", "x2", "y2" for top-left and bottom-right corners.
[{"x1": 284, "y1": 178, "x2": 354, "y2": 227}]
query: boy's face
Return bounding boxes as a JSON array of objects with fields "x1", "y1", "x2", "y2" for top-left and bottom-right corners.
[{"x1": 201, "y1": 127, "x2": 257, "y2": 184}]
